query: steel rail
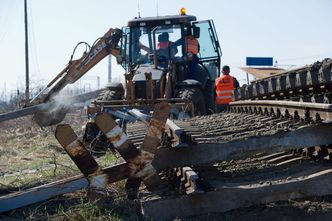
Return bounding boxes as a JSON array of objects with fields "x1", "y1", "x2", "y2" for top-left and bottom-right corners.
[{"x1": 229, "y1": 100, "x2": 332, "y2": 122}]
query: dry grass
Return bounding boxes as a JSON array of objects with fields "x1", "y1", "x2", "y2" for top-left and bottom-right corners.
[
  {"x1": 0, "y1": 113, "x2": 142, "y2": 220},
  {"x1": 2, "y1": 182, "x2": 143, "y2": 221},
  {"x1": 0, "y1": 115, "x2": 80, "y2": 192}
]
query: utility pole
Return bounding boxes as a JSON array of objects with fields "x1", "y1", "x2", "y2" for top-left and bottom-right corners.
[
  {"x1": 108, "y1": 55, "x2": 112, "y2": 83},
  {"x1": 97, "y1": 76, "x2": 100, "y2": 89},
  {"x1": 4, "y1": 82, "x2": 7, "y2": 102},
  {"x1": 24, "y1": 0, "x2": 30, "y2": 100},
  {"x1": 246, "y1": 72, "x2": 250, "y2": 85}
]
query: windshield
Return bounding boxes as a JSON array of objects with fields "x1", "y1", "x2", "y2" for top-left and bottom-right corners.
[{"x1": 130, "y1": 25, "x2": 183, "y2": 67}]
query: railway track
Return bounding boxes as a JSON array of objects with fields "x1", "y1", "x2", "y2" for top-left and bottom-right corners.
[
  {"x1": 141, "y1": 150, "x2": 332, "y2": 220},
  {"x1": 125, "y1": 100, "x2": 332, "y2": 219},
  {"x1": 234, "y1": 58, "x2": 332, "y2": 103},
  {"x1": 1, "y1": 100, "x2": 332, "y2": 219}
]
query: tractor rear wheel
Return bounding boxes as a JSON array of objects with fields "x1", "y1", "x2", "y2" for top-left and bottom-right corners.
[
  {"x1": 83, "y1": 84, "x2": 124, "y2": 151},
  {"x1": 176, "y1": 86, "x2": 206, "y2": 117},
  {"x1": 97, "y1": 82, "x2": 124, "y2": 102}
]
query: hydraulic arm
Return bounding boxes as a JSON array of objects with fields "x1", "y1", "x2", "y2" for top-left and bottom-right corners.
[{"x1": 29, "y1": 28, "x2": 122, "y2": 105}]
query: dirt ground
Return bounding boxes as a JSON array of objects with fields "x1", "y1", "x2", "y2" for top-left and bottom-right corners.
[
  {"x1": 1, "y1": 114, "x2": 332, "y2": 220},
  {"x1": 187, "y1": 196, "x2": 332, "y2": 221}
]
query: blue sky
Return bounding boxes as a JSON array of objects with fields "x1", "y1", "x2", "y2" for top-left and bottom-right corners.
[{"x1": 0, "y1": 0, "x2": 331, "y2": 97}]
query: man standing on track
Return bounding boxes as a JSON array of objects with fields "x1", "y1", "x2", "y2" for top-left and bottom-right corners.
[{"x1": 215, "y1": 65, "x2": 240, "y2": 113}]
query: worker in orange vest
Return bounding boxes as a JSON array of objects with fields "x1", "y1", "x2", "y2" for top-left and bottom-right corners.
[
  {"x1": 173, "y1": 26, "x2": 200, "y2": 79},
  {"x1": 215, "y1": 65, "x2": 240, "y2": 113},
  {"x1": 157, "y1": 33, "x2": 173, "y2": 49},
  {"x1": 186, "y1": 27, "x2": 199, "y2": 79},
  {"x1": 157, "y1": 32, "x2": 178, "y2": 62}
]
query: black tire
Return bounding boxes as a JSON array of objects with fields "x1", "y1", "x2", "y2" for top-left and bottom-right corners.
[
  {"x1": 84, "y1": 84, "x2": 124, "y2": 151},
  {"x1": 97, "y1": 83, "x2": 124, "y2": 102},
  {"x1": 176, "y1": 86, "x2": 206, "y2": 117}
]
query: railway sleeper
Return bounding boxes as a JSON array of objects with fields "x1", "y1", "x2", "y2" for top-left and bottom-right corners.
[{"x1": 141, "y1": 150, "x2": 332, "y2": 220}]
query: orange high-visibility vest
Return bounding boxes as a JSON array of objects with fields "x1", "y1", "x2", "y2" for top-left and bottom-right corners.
[
  {"x1": 158, "y1": 41, "x2": 173, "y2": 49},
  {"x1": 186, "y1": 36, "x2": 199, "y2": 54},
  {"x1": 215, "y1": 74, "x2": 235, "y2": 104}
]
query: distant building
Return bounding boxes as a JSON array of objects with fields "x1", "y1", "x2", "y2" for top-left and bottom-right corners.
[{"x1": 239, "y1": 67, "x2": 285, "y2": 80}]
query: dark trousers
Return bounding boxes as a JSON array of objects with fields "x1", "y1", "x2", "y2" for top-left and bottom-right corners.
[
  {"x1": 216, "y1": 104, "x2": 229, "y2": 113},
  {"x1": 188, "y1": 55, "x2": 199, "y2": 79}
]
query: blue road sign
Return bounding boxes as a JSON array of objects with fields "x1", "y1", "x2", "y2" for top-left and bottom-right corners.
[{"x1": 246, "y1": 57, "x2": 273, "y2": 66}]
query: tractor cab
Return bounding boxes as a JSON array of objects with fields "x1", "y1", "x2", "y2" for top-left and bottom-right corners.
[
  {"x1": 117, "y1": 9, "x2": 222, "y2": 116},
  {"x1": 119, "y1": 10, "x2": 222, "y2": 82}
]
